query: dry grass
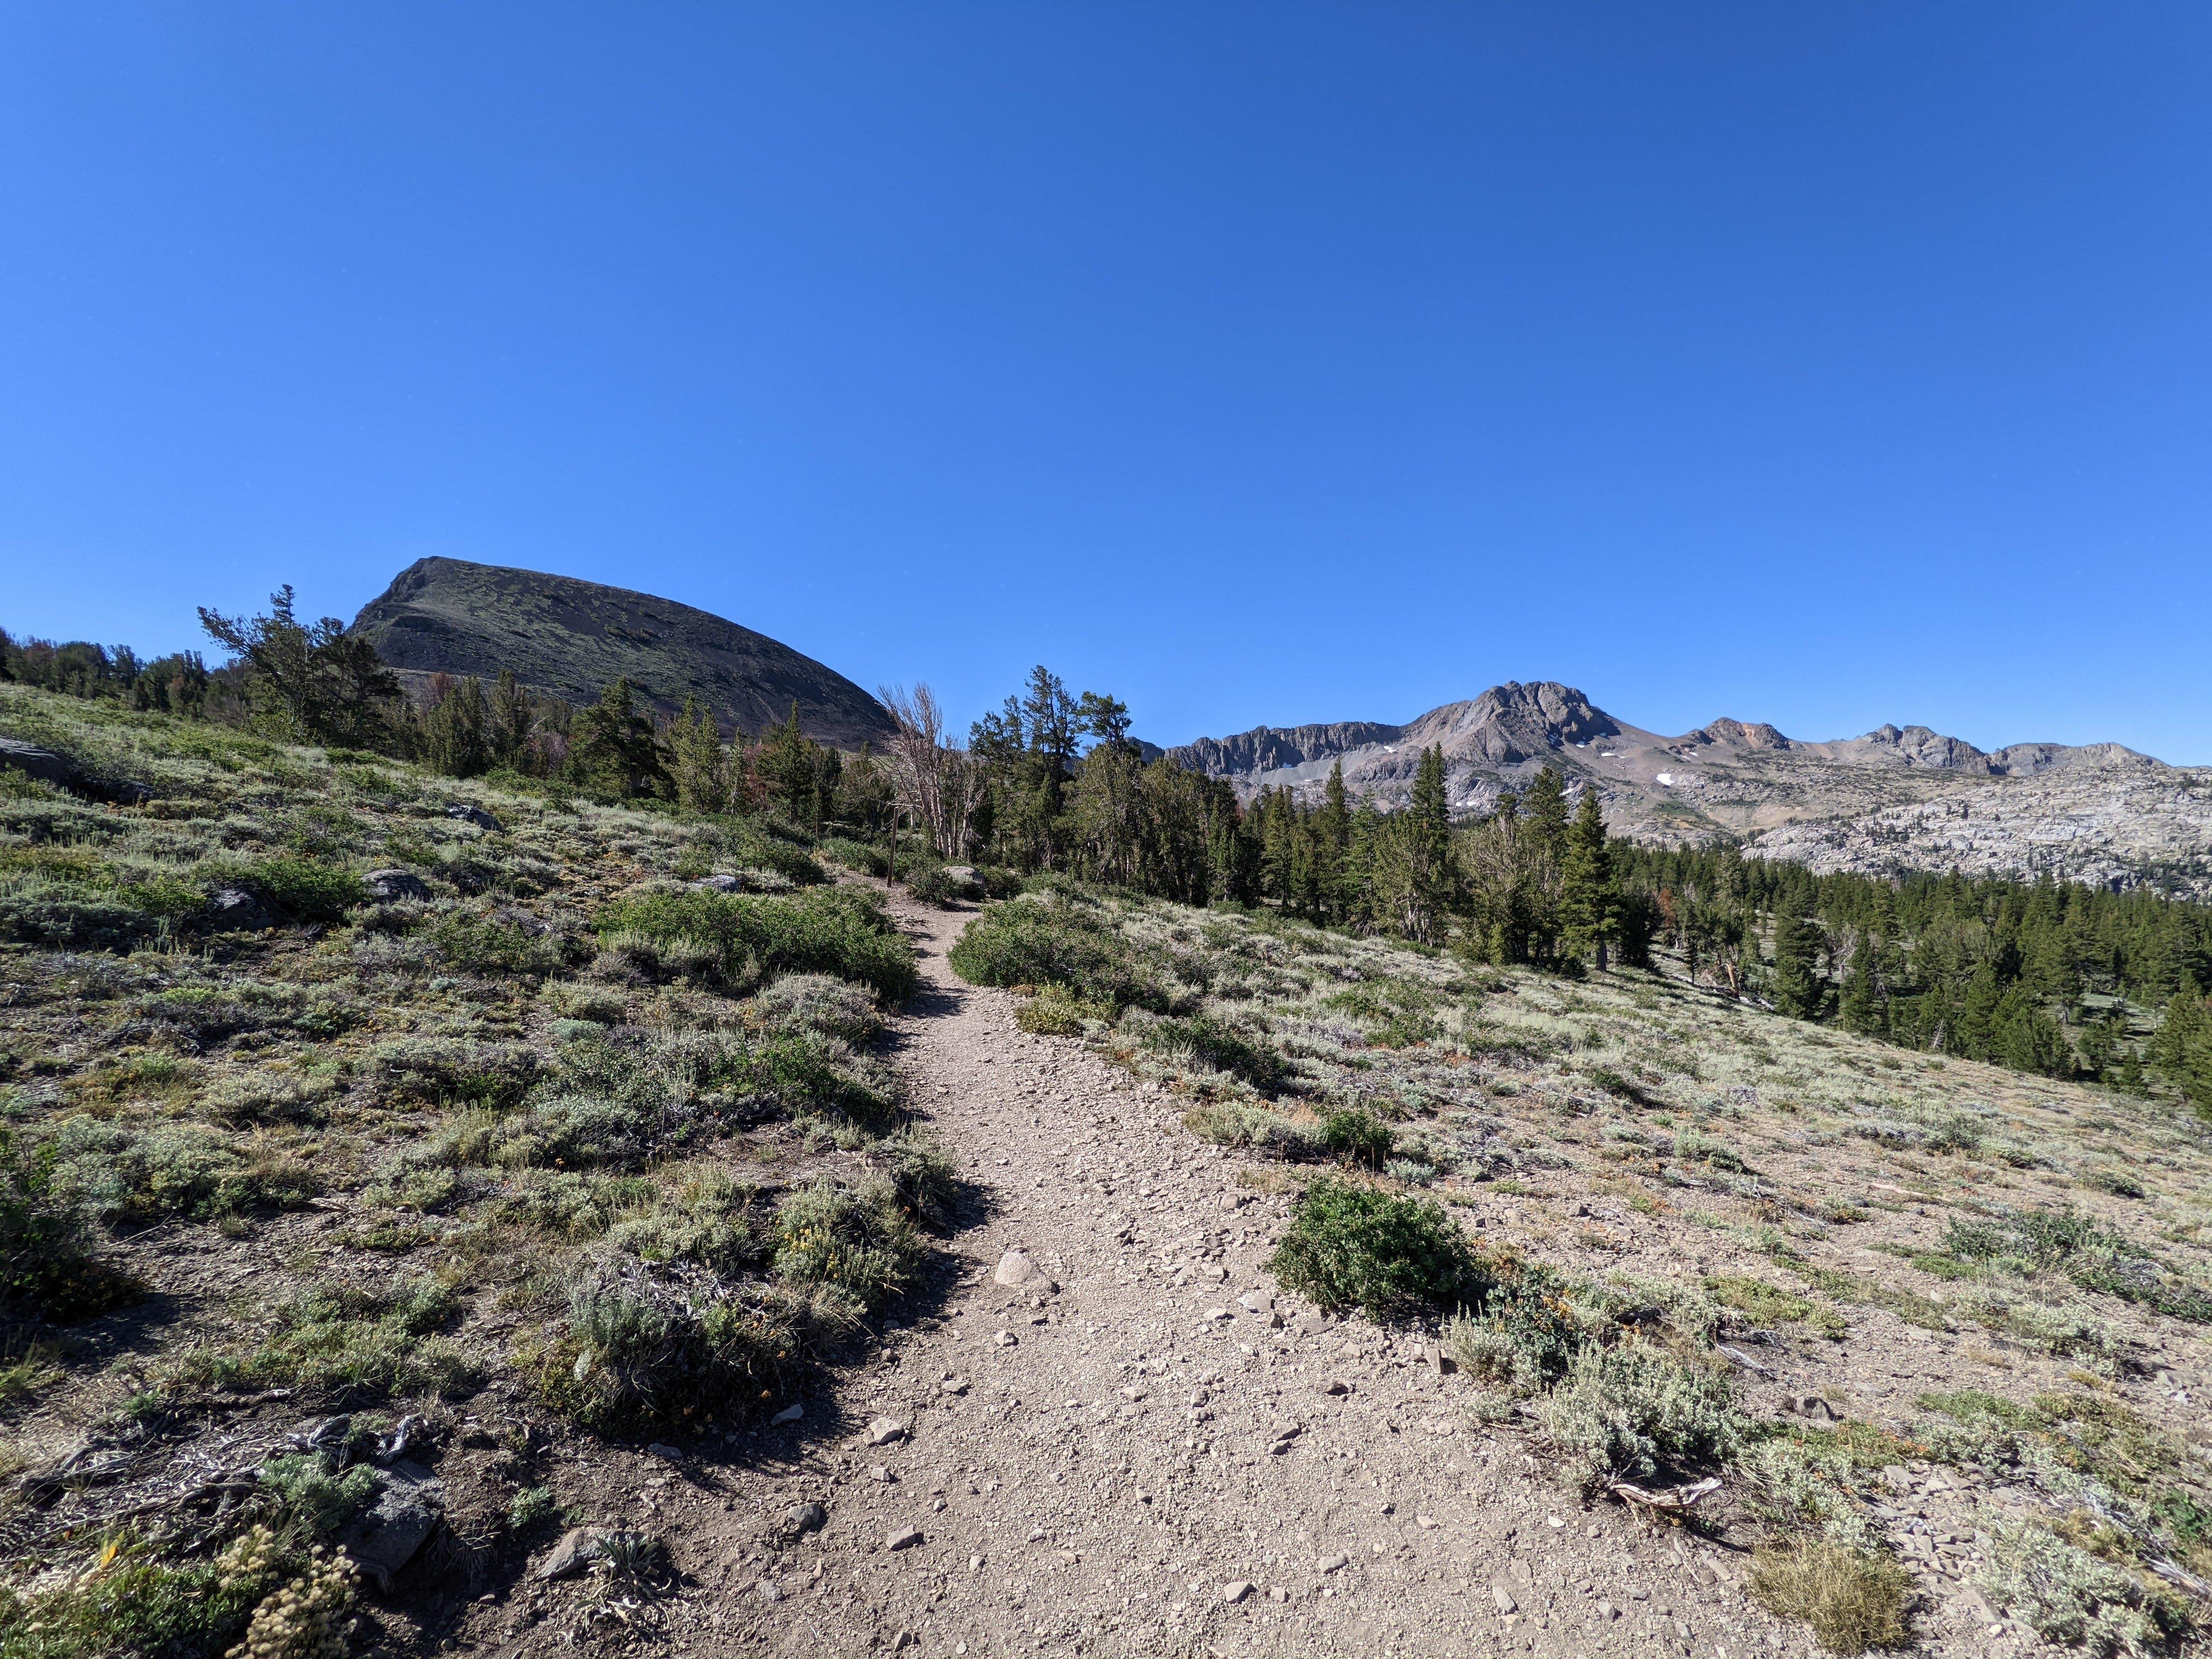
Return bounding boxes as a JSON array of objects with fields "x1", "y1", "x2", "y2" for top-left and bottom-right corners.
[{"x1": 1750, "y1": 1541, "x2": 1912, "y2": 1654}]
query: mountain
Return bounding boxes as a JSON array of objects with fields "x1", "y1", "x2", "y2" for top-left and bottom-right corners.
[
  {"x1": 349, "y1": 557, "x2": 894, "y2": 747},
  {"x1": 1168, "y1": 682, "x2": 2212, "y2": 894}
]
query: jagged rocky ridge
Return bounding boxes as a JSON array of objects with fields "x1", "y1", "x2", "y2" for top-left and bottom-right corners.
[{"x1": 1169, "y1": 682, "x2": 2212, "y2": 895}]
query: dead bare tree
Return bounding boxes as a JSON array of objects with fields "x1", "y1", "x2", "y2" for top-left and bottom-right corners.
[{"x1": 877, "y1": 682, "x2": 980, "y2": 860}]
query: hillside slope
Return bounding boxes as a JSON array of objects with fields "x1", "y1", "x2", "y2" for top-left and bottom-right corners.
[
  {"x1": 349, "y1": 556, "x2": 894, "y2": 747},
  {"x1": 1169, "y1": 682, "x2": 2212, "y2": 894}
]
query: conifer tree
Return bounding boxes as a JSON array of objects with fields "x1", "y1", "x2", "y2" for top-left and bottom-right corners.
[
  {"x1": 1557, "y1": 786, "x2": 1618, "y2": 969},
  {"x1": 1839, "y1": 929, "x2": 1883, "y2": 1034},
  {"x1": 1521, "y1": 765, "x2": 1571, "y2": 865},
  {"x1": 422, "y1": 675, "x2": 491, "y2": 778},
  {"x1": 567, "y1": 679, "x2": 668, "y2": 799},
  {"x1": 1771, "y1": 910, "x2": 1828, "y2": 1020},
  {"x1": 490, "y1": 668, "x2": 534, "y2": 767},
  {"x1": 669, "y1": 696, "x2": 729, "y2": 814}
]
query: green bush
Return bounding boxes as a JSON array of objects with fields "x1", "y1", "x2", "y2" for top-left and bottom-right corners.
[
  {"x1": 259, "y1": 1452, "x2": 381, "y2": 1541},
  {"x1": 948, "y1": 893, "x2": 1165, "y2": 1011},
  {"x1": 752, "y1": 972, "x2": 883, "y2": 1043},
  {"x1": 179, "y1": 1274, "x2": 477, "y2": 1401},
  {"x1": 817, "y1": 836, "x2": 887, "y2": 876},
  {"x1": 1141, "y1": 1013, "x2": 1289, "y2": 1093},
  {"x1": 0, "y1": 1527, "x2": 300, "y2": 1659},
  {"x1": 1266, "y1": 1178, "x2": 1483, "y2": 1320},
  {"x1": 1318, "y1": 1108, "x2": 1395, "y2": 1167},
  {"x1": 1978, "y1": 1521, "x2": 2186, "y2": 1657},
  {"x1": 0, "y1": 1128, "x2": 142, "y2": 1321},
  {"x1": 773, "y1": 1177, "x2": 923, "y2": 1312},
  {"x1": 1534, "y1": 1341, "x2": 1743, "y2": 1490},
  {"x1": 593, "y1": 884, "x2": 916, "y2": 1002},
  {"x1": 226, "y1": 854, "x2": 366, "y2": 921},
  {"x1": 498, "y1": 1170, "x2": 658, "y2": 1239},
  {"x1": 606, "y1": 1172, "x2": 770, "y2": 1273},
  {"x1": 432, "y1": 913, "x2": 572, "y2": 978},
  {"x1": 40, "y1": 1116, "x2": 317, "y2": 1227},
  {"x1": 1015, "y1": 984, "x2": 1110, "y2": 1036},
  {"x1": 542, "y1": 1263, "x2": 800, "y2": 1433},
  {"x1": 371, "y1": 1038, "x2": 542, "y2": 1109}
]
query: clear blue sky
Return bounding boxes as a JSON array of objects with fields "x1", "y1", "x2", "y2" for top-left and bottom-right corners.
[{"x1": 4, "y1": 4, "x2": 2208, "y2": 759}]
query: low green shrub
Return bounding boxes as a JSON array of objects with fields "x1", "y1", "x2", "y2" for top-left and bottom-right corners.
[
  {"x1": 1140, "y1": 1012, "x2": 1288, "y2": 1093},
  {"x1": 179, "y1": 1274, "x2": 477, "y2": 1401},
  {"x1": 1317, "y1": 1108, "x2": 1394, "y2": 1167},
  {"x1": 948, "y1": 893, "x2": 1166, "y2": 1011},
  {"x1": 0, "y1": 1525, "x2": 311, "y2": 1659},
  {"x1": 752, "y1": 972, "x2": 883, "y2": 1043},
  {"x1": 606, "y1": 1171, "x2": 770, "y2": 1273},
  {"x1": 773, "y1": 1178, "x2": 923, "y2": 1312},
  {"x1": 0, "y1": 1128, "x2": 142, "y2": 1320},
  {"x1": 1016, "y1": 984, "x2": 1110, "y2": 1036},
  {"x1": 1266, "y1": 1178, "x2": 1483, "y2": 1320},
  {"x1": 1978, "y1": 1521, "x2": 2186, "y2": 1657},
  {"x1": 593, "y1": 885, "x2": 916, "y2": 1002},
  {"x1": 371, "y1": 1038, "x2": 541, "y2": 1109},
  {"x1": 259, "y1": 1452, "x2": 381, "y2": 1542},
  {"x1": 432, "y1": 913, "x2": 572, "y2": 978},
  {"x1": 540, "y1": 1261, "x2": 801, "y2": 1433},
  {"x1": 225, "y1": 854, "x2": 366, "y2": 921},
  {"x1": 1534, "y1": 1341, "x2": 1742, "y2": 1490},
  {"x1": 40, "y1": 1116, "x2": 317, "y2": 1227}
]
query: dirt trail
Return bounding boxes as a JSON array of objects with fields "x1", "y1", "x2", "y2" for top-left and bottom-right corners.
[{"x1": 605, "y1": 895, "x2": 1841, "y2": 1659}]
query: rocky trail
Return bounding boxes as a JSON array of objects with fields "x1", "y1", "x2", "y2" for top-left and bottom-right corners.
[{"x1": 549, "y1": 893, "x2": 1857, "y2": 1659}]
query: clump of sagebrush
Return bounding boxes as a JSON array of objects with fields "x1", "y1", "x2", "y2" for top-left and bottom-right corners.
[
  {"x1": 538, "y1": 1256, "x2": 803, "y2": 1434},
  {"x1": 1749, "y1": 1540, "x2": 1910, "y2": 1655},
  {"x1": 772, "y1": 1177, "x2": 924, "y2": 1312},
  {"x1": 1533, "y1": 1340, "x2": 1742, "y2": 1491},
  {"x1": 0, "y1": 1127, "x2": 142, "y2": 1321},
  {"x1": 178, "y1": 1274, "x2": 477, "y2": 1401},
  {"x1": 1266, "y1": 1178, "x2": 1483, "y2": 1320},
  {"x1": 752, "y1": 971, "x2": 883, "y2": 1044},
  {"x1": 1978, "y1": 1521, "x2": 2187, "y2": 1657},
  {"x1": 1015, "y1": 983, "x2": 1110, "y2": 1036},
  {"x1": 37, "y1": 1115, "x2": 317, "y2": 1227},
  {"x1": 1139, "y1": 1011, "x2": 1289, "y2": 1093},
  {"x1": 592, "y1": 884, "x2": 916, "y2": 1002},
  {"x1": 948, "y1": 888, "x2": 1170, "y2": 1012},
  {"x1": 1941, "y1": 1205, "x2": 2212, "y2": 1324}
]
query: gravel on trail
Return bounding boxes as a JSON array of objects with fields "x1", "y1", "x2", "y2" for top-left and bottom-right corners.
[{"x1": 505, "y1": 895, "x2": 1872, "y2": 1658}]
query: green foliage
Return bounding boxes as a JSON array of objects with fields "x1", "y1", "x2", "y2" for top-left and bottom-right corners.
[
  {"x1": 773, "y1": 1178, "x2": 924, "y2": 1311},
  {"x1": 543, "y1": 1265, "x2": 800, "y2": 1433},
  {"x1": 1979, "y1": 1522, "x2": 2187, "y2": 1657},
  {"x1": 1941, "y1": 1206, "x2": 2212, "y2": 1324},
  {"x1": 225, "y1": 854, "x2": 366, "y2": 921},
  {"x1": 1706, "y1": 1273, "x2": 1849, "y2": 1339},
  {"x1": 179, "y1": 1274, "x2": 476, "y2": 1401},
  {"x1": 259, "y1": 1453, "x2": 381, "y2": 1542},
  {"x1": 1266, "y1": 1178, "x2": 1483, "y2": 1320},
  {"x1": 948, "y1": 890, "x2": 1166, "y2": 1010},
  {"x1": 0, "y1": 1128, "x2": 141, "y2": 1321},
  {"x1": 0, "y1": 1526, "x2": 298, "y2": 1659},
  {"x1": 40, "y1": 1116, "x2": 316, "y2": 1227},
  {"x1": 1014, "y1": 984, "x2": 1109, "y2": 1035},
  {"x1": 594, "y1": 884, "x2": 916, "y2": 1002},
  {"x1": 1316, "y1": 1107, "x2": 1394, "y2": 1167},
  {"x1": 1139, "y1": 1012, "x2": 1288, "y2": 1092},
  {"x1": 430, "y1": 912, "x2": 572, "y2": 978},
  {"x1": 1533, "y1": 1341, "x2": 1743, "y2": 1490},
  {"x1": 371, "y1": 1038, "x2": 543, "y2": 1109}
]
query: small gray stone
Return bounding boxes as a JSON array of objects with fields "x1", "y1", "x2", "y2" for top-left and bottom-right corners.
[
  {"x1": 645, "y1": 1442, "x2": 682, "y2": 1462},
  {"x1": 340, "y1": 1460, "x2": 442, "y2": 1592},
  {"x1": 885, "y1": 1527, "x2": 924, "y2": 1551},
  {"x1": 771, "y1": 1403, "x2": 804, "y2": 1424},
  {"x1": 994, "y1": 1250, "x2": 1039, "y2": 1287},
  {"x1": 363, "y1": 868, "x2": 431, "y2": 902},
  {"x1": 206, "y1": 888, "x2": 272, "y2": 930},
  {"x1": 536, "y1": 1526, "x2": 603, "y2": 1580},
  {"x1": 688, "y1": 873, "x2": 746, "y2": 893},
  {"x1": 785, "y1": 1500, "x2": 828, "y2": 1535},
  {"x1": 446, "y1": 803, "x2": 503, "y2": 832},
  {"x1": 1491, "y1": 1582, "x2": 1519, "y2": 1615},
  {"x1": 1318, "y1": 1554, "x2": 1348, "y2": 1574},
  {"x1": 1222, "y1": 1579, "x2": 1255, "y2": 1604},
  {"x1": 864, "y1": 1417, "x2": 908, "y2": 1447}
]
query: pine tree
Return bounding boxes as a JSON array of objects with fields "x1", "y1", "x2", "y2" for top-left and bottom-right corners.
[
  {"x1": 567, "y1": 679, "x2": 668, "y2": 799},
  {"x1": 1839, "y1": 929, "x2": 1883, "y2": 1034},
  {"x1": 490, "y1": 669, "x2": 534, "y2": 767},
  {"x1": 669, "y1": 696, "x2": 729, "y2": 814},
  {"x1": 1771, "y1": 910, "x2": 1828, "y2": 1020},
  {"x1": 422, "y1": 675, "x2": 491, "y2": 778},
  {"x1": 1557, "y1": 787, "x2": 1618, "y2": 969},
  {"x1": 1521, "y1": 765, "x2": 1570, "y2": 865}
]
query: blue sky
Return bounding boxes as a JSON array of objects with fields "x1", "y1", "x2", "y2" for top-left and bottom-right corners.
[{"x1": 3, "y1": 4, "x2": 2208, "y2": 759}]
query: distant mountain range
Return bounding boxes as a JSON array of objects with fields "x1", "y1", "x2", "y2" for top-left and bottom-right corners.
[
  {"x1": 349, "y1": 558, "x2": 893, "y2": 747},
  {"x1": 343, "y1": 560, "x2": 2211, "y2": 895},
  {"x1": 1169, "y1": 682, "x2": 2212, "y2": 895}
]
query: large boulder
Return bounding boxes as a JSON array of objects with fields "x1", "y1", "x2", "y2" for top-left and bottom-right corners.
[
  {"x1": 445, "y1": 804, "x2": 503, "y2": 833},
  {"x1": 340, "y1": 1459, "x2": 443, "y2": 1592},
  {"x1": 363, "y1": 868, "x2": 432, "y2": 903}
]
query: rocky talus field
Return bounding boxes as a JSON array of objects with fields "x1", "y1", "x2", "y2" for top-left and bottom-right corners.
[{"x1": 2, "y1": 681, "x2": 2210, "y2": 1659}]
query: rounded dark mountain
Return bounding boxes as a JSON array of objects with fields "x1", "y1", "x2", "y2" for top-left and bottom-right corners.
[{"x1": 349, "y1": 557, "x2": 894, "y2": 747}]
